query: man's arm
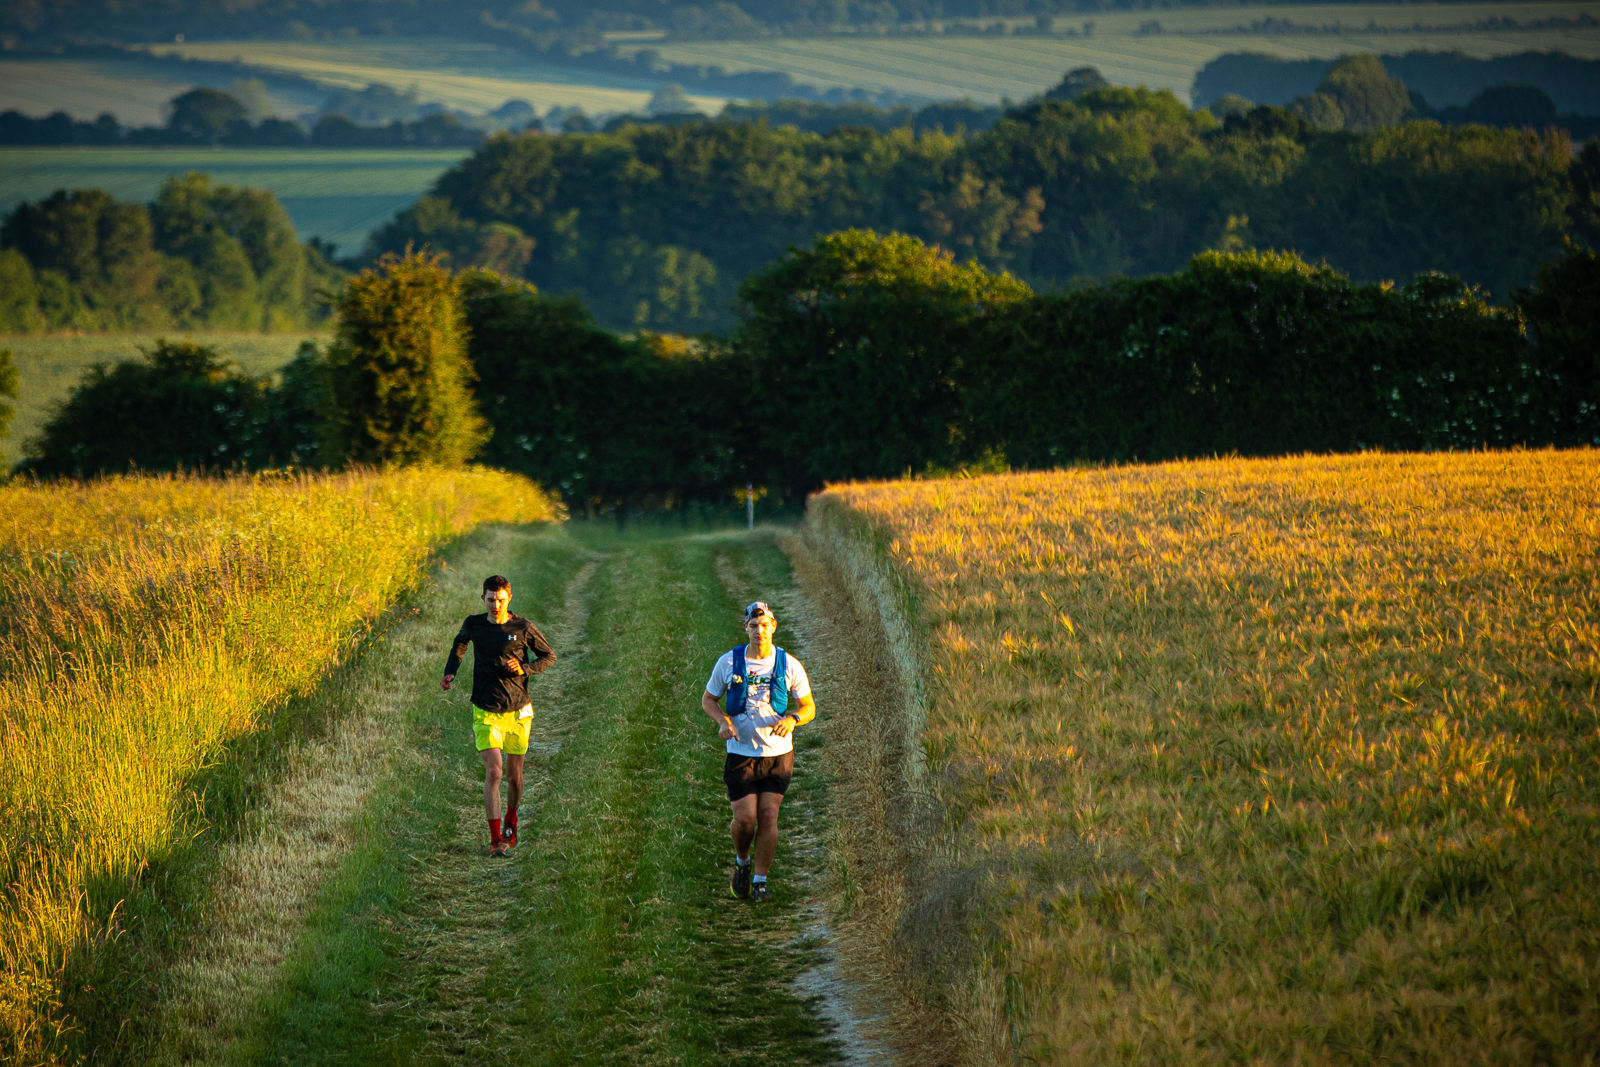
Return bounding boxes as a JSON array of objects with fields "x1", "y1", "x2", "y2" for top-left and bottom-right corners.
[
  {"x1": 702, "y1": 691, "x2": 736, "y2": 740},
  {"x1": 523, "y1": 625, "x2": 557, "y2": 675},
  {"x1": 770, "y1": 692, "x2": 816, "y2": 738},
  {"x1": 441, "y1": 622, "x2": 472, "y2": 691}
]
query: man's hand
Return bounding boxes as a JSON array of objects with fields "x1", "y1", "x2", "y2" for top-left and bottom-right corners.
[
  {"x1": 441, "y1": 674, "x2": 455, "y2": 691},
  {"x1": 718, "y1": 720, "x2": 736, "y2": 741},
  {"x1": 772, "y1": 694, "x2": 816, "y2": 738},
  {"x1": 501, "y1": 654, "x2": 525, "y2": 675}
]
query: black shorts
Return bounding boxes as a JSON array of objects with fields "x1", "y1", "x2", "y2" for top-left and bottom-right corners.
[{"x1": 724, "y1": 751, "x2": 794, "y2": 802}]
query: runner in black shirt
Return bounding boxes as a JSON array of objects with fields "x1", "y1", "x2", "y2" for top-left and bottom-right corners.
[{"x1": 442, "y1": 575, "x2": 556, "y2": 857}]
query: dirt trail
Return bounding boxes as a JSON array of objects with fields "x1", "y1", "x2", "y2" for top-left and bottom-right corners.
[
  {"x1": 145, "y1": 525, "x2": 900, "y2": 1066},
  {"x1": 370, "y1": 557, "x2": 599, "y2": 1059},
  {"x1": 719, "y1": 538, "x2": 900, "y2": 1066}
]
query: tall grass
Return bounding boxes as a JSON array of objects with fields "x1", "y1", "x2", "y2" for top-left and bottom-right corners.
[
  {"x1": 810, "y1": 451, "x2": 1600, "y2": 1064},
  {"x1": 0, "y1": 467, "x2": 561, "y2": 1064}
]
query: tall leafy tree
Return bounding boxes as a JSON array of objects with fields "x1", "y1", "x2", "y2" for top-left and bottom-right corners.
[
  {"x1": 462, "y1": 270, "x2": 734, "y2": 511},
  {"x1": 322, "y1": 250, "x2": 490, "y2": 467},
  {"x1": 0, "y1": 251, "x2": 42, "y2": 332},
  {"x1": 732, "y1": 228, "x2": 1030, "y2": 492},
  {"x1": 0, "y1": 188, "x2": 165, "y2": 328},
  {"x1": 166, "y1": 87, "x2": 247, "y2": 144},
  {"x1": 1514, "y1": 243, "x2": 1600, "y2": 446}
]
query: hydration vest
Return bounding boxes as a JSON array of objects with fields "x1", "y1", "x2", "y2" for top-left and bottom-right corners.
[{"x1": 727, "y1": 645, "x2": 788, "y2": 717}]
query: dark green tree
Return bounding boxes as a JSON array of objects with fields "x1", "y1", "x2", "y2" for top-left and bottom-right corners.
[
  {"x1": 1290, "y1": 54, "x2": 1414, "y2": 132},
  {"x1": 732, "y1": 228, "x2": 1030, "y2": 493},
  {"x1": 0, "y1": 188, "x2": 165, "y2": 329},
  {"x1": 461, "y1": 269, "x2": 734, "y2": 511},
  {"x1": 166, "y1": 88, "x2": 248, "y2": 145},
  {"x1": 968, "y1": 249, "x2": 1539, "y2": 466},
  {"x1": 1043, "y1": 66, "x2": 1110, "y2": 102},
  {"x1": 0, "y1": 251, "x2": 42, "y2": 333},
  {"x1": 322, "y1": 250, "x2": 490, "y2": 467},
  {"x1": 1514, "y1": 243, "x2": 1600, "y2": 446}
]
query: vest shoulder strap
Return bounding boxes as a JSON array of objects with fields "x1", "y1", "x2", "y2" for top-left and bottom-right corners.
[{"x1": 726, "y1": 646, "x2": 789, "y2": 716}]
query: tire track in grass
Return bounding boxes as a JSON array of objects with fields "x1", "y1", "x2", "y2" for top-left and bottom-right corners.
[
  {"x1": 719, "y1": 536, "x2": 899, "y2": 1067},
  {"x1": 501, "y1": 531, "x2": 845, "y2": 1066},
  {"x1": 368, "y1": 552, "x2": 600, "y2": 1060},
  {"x1": 205, "y1": 527, "x2": 858, "y2": 1065},
  {"x1": 146, "y1": 524, "x2": 565, "y2": 1066}
]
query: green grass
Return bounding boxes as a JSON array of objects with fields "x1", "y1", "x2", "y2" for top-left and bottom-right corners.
[
  {"x1": 620, "y1": 1, "x2": 1600, "y2": 102},
  {"x1": 0, "y1": 331, "x2": 322, "y2": 459},
  {"x1": 134, "y1": 521, "x2": 848, "y2": 1065},
  {"x1": 0, "y1": 146, "x2": 469, "y2": 255}
]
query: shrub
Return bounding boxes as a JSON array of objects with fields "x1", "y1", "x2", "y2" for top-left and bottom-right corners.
[
  {"x1": 321, "y1": 250, "x2": 490, "y2": 467},
  {"x1": 967, "y1": 249, "x2": 1552, "y2": 465},
  {"x1": 21, "y1": 340, "x2": 277, "y2": 476}
]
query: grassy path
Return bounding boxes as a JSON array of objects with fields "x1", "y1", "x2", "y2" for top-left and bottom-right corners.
[{"x1": 156, "y1": 523, "x2": 853, "y2": 1065}]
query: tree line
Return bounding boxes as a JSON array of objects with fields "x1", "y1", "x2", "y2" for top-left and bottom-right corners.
[
  {"x1": 21, "y1": 235, "x2": 1598, "y2": 525},
  {"x1": 371, "y1": 77, "x2": 1600, "y2": 334},
  {"x1": 1217, "y1": 55, "x2": 1600, "y2": 140},
  {"x1": 1193, "y1": 49, "x2": 1600, "y2": 116},
  {"x1": 0, "y1": 174, "x2": 343, "y2": 332},
  {"x1": 0, "y1": 87, "x2": 487, "y2": 148}
]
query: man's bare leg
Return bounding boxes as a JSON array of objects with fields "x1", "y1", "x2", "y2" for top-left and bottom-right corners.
[
  {"x1": 480, "y1": 748, "x2": 503, "y2": 821},
  {"x1": 753, "y1": 793, "x2": 783, "y2": 876},
  {"x1": 730, "y1": 795, "x2": 757, "y2": 863},
  {"x1": 504, "y1": 753, "x2": 525, "y2": 818}
]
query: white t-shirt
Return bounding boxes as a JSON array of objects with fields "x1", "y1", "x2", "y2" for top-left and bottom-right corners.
[{"x1": 705, "y1": 645, "x2": 812, "y2": 758}]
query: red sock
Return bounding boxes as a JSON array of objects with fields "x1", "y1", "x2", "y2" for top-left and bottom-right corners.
[
  {"x1": 489, "y1": 817, "x2": 502, "y2": 844},
  {"x1": 505, "y1": 809, "x2": 517, "y2": 831}
]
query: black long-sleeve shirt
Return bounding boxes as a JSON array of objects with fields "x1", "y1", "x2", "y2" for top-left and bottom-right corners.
[{"x1": 444, "y1": 612, "x2": 556, "y2": 712}]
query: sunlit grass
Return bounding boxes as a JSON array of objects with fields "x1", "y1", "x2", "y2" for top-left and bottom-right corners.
[
  {"x1": 0, "y1": 467, "x2": 561, "y2": 1064},
  {"x1": 813, "y1": 450, "x2": 1600, "y2": 1063}
]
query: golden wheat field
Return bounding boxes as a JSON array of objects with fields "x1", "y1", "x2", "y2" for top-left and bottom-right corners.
[
  {"x1": 0, "y1": 467, "x2": 560, "y2": 1061},
  {"x1": 815, "y1": 451, "x2": 1600, "y2": 1065}
]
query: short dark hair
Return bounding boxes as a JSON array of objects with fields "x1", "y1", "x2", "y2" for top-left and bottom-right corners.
[{"x1": 482, "y1": 575, "x2": 511, "y2": 594}]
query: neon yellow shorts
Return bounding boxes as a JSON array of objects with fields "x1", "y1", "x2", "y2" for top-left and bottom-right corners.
[{"x1": 472, "y1": 705, "x2": 533, "y2": 755}]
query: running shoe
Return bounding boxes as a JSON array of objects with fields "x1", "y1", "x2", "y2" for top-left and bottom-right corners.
[
  {"x1": 502, "y1": 822, "x2": 518, "y2": 848},
  {"x1": 489, "y1": 841, "x2": 509, "y2": 858},
  {"x1": 730, "y1": 861, "x2": 752, "y2": 899},
  {"x1": 750, "y1": 881, "x2": 772, "y2": 903}
]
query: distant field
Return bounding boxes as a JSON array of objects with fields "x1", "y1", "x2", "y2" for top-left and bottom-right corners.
[
  {"x1": 1, "y1": 332, "x2": 318, "y2": 459},
  {"x1": 0, "y1": 146, "x2": 466, "y2": 254},
  {"x1": 627, "y1": 2, "x2": 1600, "y2": 102},
  {"x1": 814, "y1": 451, "x2": 1600, "y2": 1062},
  {"x1": 142, "y1": 39, "x2": 733, "y2": 116},
  {"x1": 0, "y1": 55, "x2": 322, "y2": 127}
]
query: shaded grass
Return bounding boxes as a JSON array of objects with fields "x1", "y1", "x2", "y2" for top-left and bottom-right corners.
[
  {"x1": 811, "y1": 451, "x2": 1600, "y2": 1065},
  {"x1": 219, "y1": 527, "x2": 843, "y2": 1064}
]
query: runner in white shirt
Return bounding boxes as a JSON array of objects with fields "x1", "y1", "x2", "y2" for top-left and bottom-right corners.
[{"x1": 702, "y1": 600, "x2": 817, "y2": 902}]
